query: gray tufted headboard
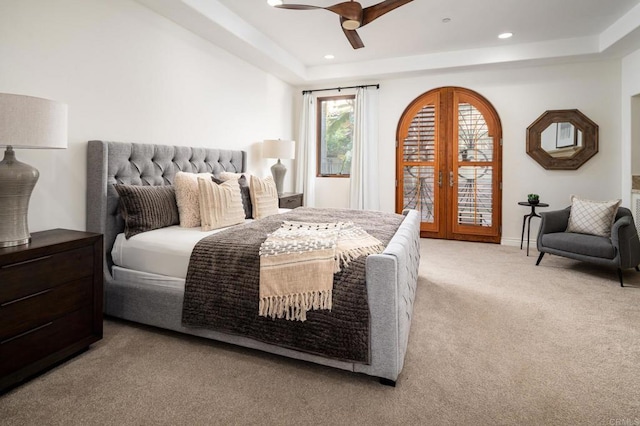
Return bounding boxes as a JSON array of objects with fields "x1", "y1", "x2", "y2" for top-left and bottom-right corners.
[{"x1": 86, "y1": 140, "x2": 246, "y2": 277}]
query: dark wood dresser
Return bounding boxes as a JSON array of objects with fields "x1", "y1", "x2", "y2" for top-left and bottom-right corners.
[
  {"x1": 0, "y1": 229, "x2": 103, "y2": 392},
  {"x1": 278, "y1": 192, "x2": 303, "y2": 209}
]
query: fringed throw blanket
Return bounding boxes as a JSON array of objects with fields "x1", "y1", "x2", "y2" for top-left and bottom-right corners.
[
  {"x1": 259, "y1": 221, "x2": 384, "y2": 322},
  {"x1": 182, "y1": 208, "x2": 404, "y2": 363}
]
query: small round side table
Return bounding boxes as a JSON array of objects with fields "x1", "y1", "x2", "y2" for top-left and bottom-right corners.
[{"x1": 518, "y1": 201, "x2": 549, "y2": 256}]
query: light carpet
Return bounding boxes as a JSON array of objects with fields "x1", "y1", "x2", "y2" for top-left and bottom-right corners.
[{"x1": 2, "y1": 239, "x2": 640, "y2": 425}]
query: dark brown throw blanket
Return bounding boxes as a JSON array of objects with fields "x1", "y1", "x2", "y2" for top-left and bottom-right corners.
[{"x1": 182, "y1": 207, "x2": 405, "y2": 363}]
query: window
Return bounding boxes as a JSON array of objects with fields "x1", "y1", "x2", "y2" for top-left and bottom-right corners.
[{"x1": 317, "y1": 95, "x2": 355, "y2": 177}]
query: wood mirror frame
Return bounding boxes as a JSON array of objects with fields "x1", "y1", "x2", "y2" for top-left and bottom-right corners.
[{"x1": 526, "y1": 109, "x2": 598, "y2": 170}]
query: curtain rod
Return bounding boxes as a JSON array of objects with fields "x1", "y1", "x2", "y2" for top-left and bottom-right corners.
[{"x1": 302, "y1": 84, "x2": 379, "y2": 95}]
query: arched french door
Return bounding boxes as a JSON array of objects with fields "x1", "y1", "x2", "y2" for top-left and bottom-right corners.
[{"x1": 396, "y1": 87, "x2": 502, "y2": 243}]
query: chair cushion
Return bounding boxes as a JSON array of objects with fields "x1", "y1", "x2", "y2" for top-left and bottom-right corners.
[
  {"x1": 541, "y1": 232, "x2": 616, "y2": 259},
  {"x1": 566, "y1": 196, "x2": 621, "y2": 237}
]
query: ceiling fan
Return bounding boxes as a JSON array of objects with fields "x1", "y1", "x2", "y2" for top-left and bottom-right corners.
[{"x1": 274, "y1": 0, "x2": 414, "y2": 49}]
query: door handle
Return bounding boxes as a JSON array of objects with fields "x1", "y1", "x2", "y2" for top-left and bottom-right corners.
[
  {"x1": 449, "y1": 170, "x2": 454, "y2": 187},
  {"x1": 438, "y1": 171, "x2": 442, "y2": 187}
]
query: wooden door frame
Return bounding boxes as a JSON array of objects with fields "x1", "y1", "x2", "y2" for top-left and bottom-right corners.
[{"x1": 396, "y1": 86, "x2": 503, "y2": 243}]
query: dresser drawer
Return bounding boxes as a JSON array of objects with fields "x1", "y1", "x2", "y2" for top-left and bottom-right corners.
[
  {"x1": 0, "y1": 307, "x2": 93, "y2": 377},
  {"x1": 279, "y1": 193, "x2": 303, "y2": 208},
  {"x1": 0, "y1": 245, "x2": 94, "y2": 304},
  {"x1": 0, "y1": 277, "x2": 93, "y2": 341}
]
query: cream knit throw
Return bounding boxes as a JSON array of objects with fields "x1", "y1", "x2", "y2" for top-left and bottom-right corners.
[{"x1": 259, "y1": 221, "x2": 384, "y2": 321}]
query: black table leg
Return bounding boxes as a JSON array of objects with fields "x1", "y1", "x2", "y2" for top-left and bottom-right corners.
[
  {"x1": 526, "y1": 214, "x2": 533, "y2": 256},
  {"x1": 520, "y1": 214, "x2": 528, "y2": 250}
]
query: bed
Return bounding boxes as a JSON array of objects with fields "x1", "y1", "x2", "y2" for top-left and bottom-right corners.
[{"x1": 86, "y1": 140, "x2": 421, "y2": 385}]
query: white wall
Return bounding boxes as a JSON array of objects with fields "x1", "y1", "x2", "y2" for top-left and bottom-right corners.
[
  {"x1": 623, "y1": 48, "x2": 640, "y2": 204},
  {"x1": 309, "y1": 61, "x2": 622, "y2": 245},
  {"x1": 0, "y1": 0, "x2": 294, "y2": 233}
]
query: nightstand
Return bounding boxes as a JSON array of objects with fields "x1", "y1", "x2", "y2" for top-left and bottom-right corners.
[
  {"x1": 0, "y1": 229, "x2": 103, "y2": 392},
  {"x1": 278, "y1": 192, "x2": 303, "y2": 209}
]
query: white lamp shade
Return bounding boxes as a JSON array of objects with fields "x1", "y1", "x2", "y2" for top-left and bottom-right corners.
[
  {"x1": 262, "y1": 139, "x2": 295, "y2": 160},
  {"x1": 0, "y1": 93, "x2": 68, "y2": 149}
]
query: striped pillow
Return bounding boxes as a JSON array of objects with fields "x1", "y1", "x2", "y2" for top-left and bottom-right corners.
[
  {"x1": 114, "y1": 184, "x2": 179, "y2": 239},
  {"x1": 250, "y1": 175, "x2": 279, "y2": 219},
  {"x1": 197, "y1": 177, "x2": 245, "y2": 231},
  {"x1": 217, "y1": 173, "x2": 253, "y2": 219},
  {"x1": 566, "y1": 196, "x2": 621, "y2": 237}
]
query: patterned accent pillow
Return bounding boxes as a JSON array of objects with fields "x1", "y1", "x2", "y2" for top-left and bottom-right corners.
[
  {"x1": 250, "y1": 175, "x2": 279, "y2": 219},
  {"x1": 197, "y1": 177, "x2": 246, "y2": 231},
  {"x1": 217, "y1": 173, "x2": 253, "y2": 219},
  {"x1": 114, "y1": 184, "x2": 179, "y2": 239},
  {"x1": 174, "y1": 172, "x2": 213, "y2": 227},
  {"x1": 566, "y1": 196, "x2": 621, "y2": 237}
]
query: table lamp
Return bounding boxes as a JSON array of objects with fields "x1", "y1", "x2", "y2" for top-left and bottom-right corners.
[
  {"x1": 0, "y1": 93, "x2": 68, "y2": 247},
  {"x1": 262, "y1": 139, "x2": 295, "y2": 195}
]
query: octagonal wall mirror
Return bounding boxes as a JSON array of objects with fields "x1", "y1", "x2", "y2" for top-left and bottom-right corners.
[{"x1": 526, "y1": 109, "x2": 598, "y2": 170}]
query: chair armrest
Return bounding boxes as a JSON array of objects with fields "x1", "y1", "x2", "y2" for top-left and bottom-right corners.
[
  {"x1": 538, "y1": 208, "x2": 570, "y2": 236},
  {"x1": 611, "y1": 215, "x2": 640, "y2": 269}
]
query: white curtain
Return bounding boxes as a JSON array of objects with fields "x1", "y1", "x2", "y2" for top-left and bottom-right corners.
[
  {"x1": 349, "y1": 87, "x2": 380, "y2": 210},
  {"x1": 295, "y1": 93, "x2": 316, "y2": 207}
]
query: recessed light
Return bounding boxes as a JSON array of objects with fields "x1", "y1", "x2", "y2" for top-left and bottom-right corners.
[
  {"x1": 324, "y1": 54, "x2": 335, "y2": 60},
  {"x1": 267, "y1": 0, "x2": 283, "y2": 6},
  {"x1": 442, "y1": 18, "x2": 451, "y2": 23},
  {"x1": 498, "y1": 32, "x2": 513, "y2": 39}
]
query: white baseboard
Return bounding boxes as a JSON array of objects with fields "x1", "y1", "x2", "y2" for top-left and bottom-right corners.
[{"x1": 501, "y1": 237, "x2": 536, "y2": 248}]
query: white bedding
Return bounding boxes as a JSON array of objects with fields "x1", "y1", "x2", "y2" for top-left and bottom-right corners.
[
  {"x1": 111, "y1": 209, "x2": 291, "y2": 279},
  {"x1": 111, "y1": 225, "x2": 229, "y2": 279},
  {"x1": 112, "y1": 266, "x2": 186, "y2": 290}
]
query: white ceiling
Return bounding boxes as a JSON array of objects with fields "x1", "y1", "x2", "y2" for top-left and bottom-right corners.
[{"x1": 136, "y1": 0, "x2": 640, "y2": 85}]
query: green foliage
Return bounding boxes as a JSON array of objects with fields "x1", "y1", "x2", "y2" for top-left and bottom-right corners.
[{"x1": 322, "y1": 98, "x2": 354, "y2": 175}]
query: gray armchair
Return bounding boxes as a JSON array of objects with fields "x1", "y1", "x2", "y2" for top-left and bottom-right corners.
[{"x1": 536, "y1": 206, "x2": 640, "y2": 286}]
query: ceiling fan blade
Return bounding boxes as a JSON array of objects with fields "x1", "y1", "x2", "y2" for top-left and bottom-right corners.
[
  {"x1": 361, "y1": 0, "x2": 413, "y2": 27},
  {"x1": 274, "y1": 4, "x2": 323, "y2": 10},
  {"x1": 326, "y1": 1, "x2": 363, "y2": 21},
  {"x1": 341, "y1": 19, "x2": 365, "y2": 49}
]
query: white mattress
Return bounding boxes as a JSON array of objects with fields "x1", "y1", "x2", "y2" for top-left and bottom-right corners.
[
  {"x1": 111, "y1": 209, "x2": 292, "y2": 279},
  {"x1": 112, "y1": 265, "x2": 186, "y2": 290},
  {"x1": 111, "y1": 225, "x2": 227, "y2": 279}
]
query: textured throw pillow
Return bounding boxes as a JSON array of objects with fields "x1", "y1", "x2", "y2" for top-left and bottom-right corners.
[
  {"x1": 216, "y1": 174, "x2": 253, "y2": 219},
  {"x1": 220, "y1": 171, "x2": 250, "y2": 185},
  {"x1": 198, "y1": 177, "x2": 246, "y2": 231},
  {"x1": 566, "y1": 196, "x2": 621, "y2": 237},
  {"x1": 250, "y1": 175, "x2": 279, "y2": 219},
  {"x1": 114, "y1": 184, "x2": 179, "y2": 239},
  {"x1": 174, "y1": 172, "x2": 213, "y2": 227},
  {"x1": 237, "y1": 175, "x2": 253, "y2": 219}
]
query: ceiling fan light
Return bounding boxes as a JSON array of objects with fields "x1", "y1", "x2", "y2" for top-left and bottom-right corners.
[
  {"x1": 342, "y1": 19, "x2": 360, "y2": 30},
  {"x1": 267, "y1": 0, "x2": 283, "y2": 6}
]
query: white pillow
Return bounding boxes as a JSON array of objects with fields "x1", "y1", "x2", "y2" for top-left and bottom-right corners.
[
  {"x1": 174, "y1": 172, "x2": 213, "y2": 227},
  {"x1": 566, "y1": 195, "x2": 621, "y2": 237},
  {"x1": 220, "y1": 172, "x2": 252, "y2": 187},
  {"x1": 197, "y1": 177, "x2": 245, "y2": 231},
  {"x1": 250, "y1": 175, "x2": 279, "y2": 219}
]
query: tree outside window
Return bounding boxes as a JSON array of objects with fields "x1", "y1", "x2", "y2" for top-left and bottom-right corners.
[{"x1": 317, "y1": 95, "x2": 354, "y2": 177}]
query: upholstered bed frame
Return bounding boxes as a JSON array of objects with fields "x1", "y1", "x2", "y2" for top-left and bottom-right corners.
[{"x1": 86, "y1": 140, "x2": 421, "y2": 385}]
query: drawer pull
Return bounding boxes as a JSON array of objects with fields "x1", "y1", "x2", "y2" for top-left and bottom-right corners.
[
  {"x1": 1, "y1": 321, "x2": 53, "y2": 345},
  {"x1": 2, "y1": 255, "x2": 52, "y2": 269},
  {"x1": 1, "y1": 288, "x2": 52, "y2": 307}
]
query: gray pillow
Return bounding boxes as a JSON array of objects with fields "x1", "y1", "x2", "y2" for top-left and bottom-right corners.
[
  {"x1": 212, "y1": 175, "x2": 253, "y2": 219},
  {"x1": 114, "y1": 184, "x2": 179, "y2": 239}
]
